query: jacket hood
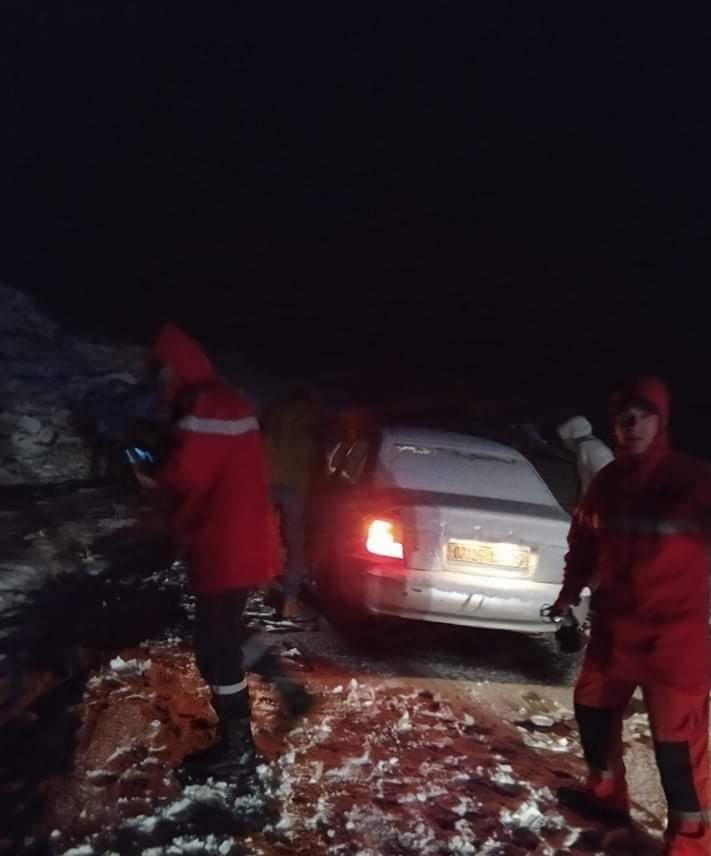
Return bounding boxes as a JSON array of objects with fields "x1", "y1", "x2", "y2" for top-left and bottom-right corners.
[
  {"x1": 557, "y1": 415, "x2": 593, "y2": 451},
  {"x1": 150, "y1": 323, "x2": 216, "y2": 402},
  {"x1": 610, "y1": 376, "x2": 670, "y2": 463}
]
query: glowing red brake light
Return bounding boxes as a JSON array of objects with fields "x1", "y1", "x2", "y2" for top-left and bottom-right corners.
[{"x1": 366, "y1": 518, "x2": 404, "y2": 560}]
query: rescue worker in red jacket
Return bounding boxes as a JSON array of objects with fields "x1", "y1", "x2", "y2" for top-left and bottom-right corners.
[
  {"x1": 135, "y1": 323, "x2": 282, "y2": 784},
  {"x1": 552, "y1": 377, "x2": 711, "y2": 855}
]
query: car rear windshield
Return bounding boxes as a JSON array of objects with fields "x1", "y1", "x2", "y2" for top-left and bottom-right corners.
[{"x1": 376, "y1": 443, "x2": 558, "y2": 506}]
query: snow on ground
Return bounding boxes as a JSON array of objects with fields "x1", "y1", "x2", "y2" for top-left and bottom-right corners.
[
  {"x1": 0, "y1": 469, "x2": 670, "y2": 856},
  {"x1": 34, "y1": 630, "x2": 667, "y2": 856},
  {"x1": 46, "y1": 656, "x2": 591, "y2": 856},
  {"x1": 0, "y1": 285, "x2": 672, "y2": 855}
]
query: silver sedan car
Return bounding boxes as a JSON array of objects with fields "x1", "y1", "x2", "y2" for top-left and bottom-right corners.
[{"x1": 306, "y1": 425, "x2": 588, "y2": 633}]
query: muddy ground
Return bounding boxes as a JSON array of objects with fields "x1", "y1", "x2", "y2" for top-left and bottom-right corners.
[{"x1": 0, "y1": 481, "x2": 667, "y2": 856}]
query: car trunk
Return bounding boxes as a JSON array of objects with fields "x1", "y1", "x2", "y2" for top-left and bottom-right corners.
[{"x1": 370, "y1": 489, "x2": 570, "y2": 584}]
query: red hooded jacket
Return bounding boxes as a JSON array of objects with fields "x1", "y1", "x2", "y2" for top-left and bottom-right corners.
[
  {"x1": 151, "y1": 323, "x2": 280, "y2": 593},
  {"x1": 561, "y1": 377, "x2": 711, "y2": 689}
]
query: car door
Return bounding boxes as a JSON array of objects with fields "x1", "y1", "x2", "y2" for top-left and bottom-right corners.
[{"x1": 305, "y1": 431, "x2": 377, "y2": 578}]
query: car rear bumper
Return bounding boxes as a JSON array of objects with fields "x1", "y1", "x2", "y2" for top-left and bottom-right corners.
[{"x1": 362, "y1": 566, "x2": 588, "y2": 633}]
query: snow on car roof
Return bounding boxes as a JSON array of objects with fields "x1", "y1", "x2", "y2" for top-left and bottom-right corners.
[
  {"x1": 379, "y1": 426, "x2": 525, "y2": 461},
  {"x1": 376, "y1": 426, "x2": 558, "y2": 506}
]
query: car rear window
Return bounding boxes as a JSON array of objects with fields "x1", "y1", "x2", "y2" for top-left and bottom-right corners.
[{"x1": 376, "y1": 443, "x2": 558, "y2": 505}]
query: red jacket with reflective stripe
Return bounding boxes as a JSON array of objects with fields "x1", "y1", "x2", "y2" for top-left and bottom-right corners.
[
  {"x1": 562, "y1": 382, "x2": 711, "y2": 688},
  {"x1": 151, "y1": 324, "x2": 280, "y2": 593}
]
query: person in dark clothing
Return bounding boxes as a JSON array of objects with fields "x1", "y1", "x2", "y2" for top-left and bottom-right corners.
[{"x1": 264, "y1": 386, "x2": 322, "y2": 619}]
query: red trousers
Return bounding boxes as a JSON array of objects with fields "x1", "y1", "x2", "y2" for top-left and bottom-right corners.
[{"x1": 574, "y1": 657, "x2": 711, "y2": 855}]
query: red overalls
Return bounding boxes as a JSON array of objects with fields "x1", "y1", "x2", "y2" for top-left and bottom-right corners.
[{"x1": 561, "y1": 378, "x2": 711, "y2": 855}]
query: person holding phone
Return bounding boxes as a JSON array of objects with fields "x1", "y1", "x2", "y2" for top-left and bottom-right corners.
[{"x1": 133, "y1": 322, "x2": 282, "y2": 785}]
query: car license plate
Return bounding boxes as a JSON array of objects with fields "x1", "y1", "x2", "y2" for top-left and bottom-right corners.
[{"x1": 447, "y1": 539, "x2": 530, "y2": 570}]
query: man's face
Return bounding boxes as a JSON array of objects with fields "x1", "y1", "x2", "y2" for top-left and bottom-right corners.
[{"x1": 614, "y1": 406, "x2": 660, "y2": 455}]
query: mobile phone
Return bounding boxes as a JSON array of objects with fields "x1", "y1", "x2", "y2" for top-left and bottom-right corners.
[{"x1": 125, "y1": 447, "x2": 155, "y2": 466}]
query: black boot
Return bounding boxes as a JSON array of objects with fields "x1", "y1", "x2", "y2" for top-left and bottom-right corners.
[
  {"x1": 178, "y1": 709, "x2": 258, "y2": 786},
  {"x1": 274, "y1": 677, "x2": 315, "y2": 720},
  {"x1": 243, "y1": 638, "x2": 315, "y2": 721}
]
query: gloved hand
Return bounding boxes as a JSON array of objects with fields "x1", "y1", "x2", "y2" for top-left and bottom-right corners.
[
  {"x1": 545, "y1": 592, "x2": 586, "y2": 654},
  {"x1": 549, "y1": 592, "x2": 575, "y2": 620}
]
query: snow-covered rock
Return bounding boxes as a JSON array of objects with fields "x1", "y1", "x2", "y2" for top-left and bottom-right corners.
[
  {"x1": 0, "y1": 283, "x2": 296, "y2": 484},
  {"x1": 0, "y1": 283, "x2": 148, "y2": 483}
]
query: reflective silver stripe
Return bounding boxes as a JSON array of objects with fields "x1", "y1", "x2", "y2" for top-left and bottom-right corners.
[
  {"x1": 669, "y1": 809, "x2": 711, "y2": 823},
  {"x1": 178, "y1": 415, "x2": 258, "y2": 437},
  {"x1": 211, "y1": 678, "x2": 248, "y2": 695},
  {"x1": 591, "y1": 514, "x2": 702, "y2": 536}
]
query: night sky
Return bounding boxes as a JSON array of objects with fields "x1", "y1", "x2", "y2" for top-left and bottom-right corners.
[{"x1": 2, "y1": 3, "x2": 710, "y2": 445}]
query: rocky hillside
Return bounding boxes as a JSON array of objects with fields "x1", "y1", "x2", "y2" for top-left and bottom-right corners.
[{"x1": 0, "y1": 285, "x2": 146, "y2": 484}]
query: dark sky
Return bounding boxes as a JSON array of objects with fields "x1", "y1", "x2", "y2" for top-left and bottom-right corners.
[{"x1": 1, "y1": 2, "x2": 711, "y2": 437}]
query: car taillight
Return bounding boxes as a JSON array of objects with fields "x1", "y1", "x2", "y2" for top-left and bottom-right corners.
[{"x1": 365, "y1": 518, "x2": 404, "y2": 560}]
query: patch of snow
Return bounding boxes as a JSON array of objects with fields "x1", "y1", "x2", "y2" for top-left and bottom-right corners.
[
  {"x1": 396, "y1": 710, "x2": 412, "y2": 732},
  {"x1": 119, "y1": 768, "x2": 148, "y2": 783},
  {"x1": 396, "y1": 820, "x2": 437, "y2": 851},
  {"x1": 108, "y1": 656, "x2": 151, "y2": 675},
  {"x1": 183, "y1": 780, "x2": 232, "y2": 805},
  {"x1": 303, "y1": 716, "x2": 333, "y2": 743},
  {"x1": 105, "y1": 744, "x2": 135, "y2": 764},
  {"x1": 86, "y1": 769, "x2": 113, "y2": 781},
  {"x1": 563, "y1": 828, "x2": 583, "y2": 848},
  {"x1": 521, "y1": 730, "x2": 578, "y2": 754},
  {"x1": 449, "y1": 819, "x2": 478, "y2": 854},
  {"x1": 375, "y1": 757, "x2": 399, "y2": 774},
  {"x1": 626, "y1": 712, "x2": 652, "y2": 740},
  {"x1": 490, "y1": 764, "x2": 516, "y2": 785},
  {"x1": 398, "y1": 783, "x2": 448, "y2": 803},
  {"x1": 477, "y1": 836, "x2": 503, "y2": 856},
  {"x1": 528, "y1": 785, "x2": 555, "y2": 803},
  {"x1": 160, "y1": 835, "x2": 232, "y2": 854},
  {"x1": 449, "y1": 835, "x2": 476, "y2": 854},
  {"x1": 304, "y1": 795, "x2": 331, "y2": 830},
  {"x1": 307, "y1": 760, "x2": 324, "y2": 782},
  {"x1": 345, "y1": 677, "x2": 376, "y2": 707},
  {"x1": 418, "y1": 761, "x2": 443, "y2": 776},
  {"x1": 164, "y1": 797, "x2": 193, "y2": 818},
  {"x1": 451, "y1": 796, "x2": 478, "y2": 817},
  {"x1": 124, "y1": 813, "x2": 159, "y2": 834},
  {"x1": 500, "y1": 798, "x2": 565, "y2": 832},
  {"x1": 325, "y1": 749, "x2": 371, "y2": 781},
  {"x1": 232, "y1": 788, "x2": 271, "y2": 814}
]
